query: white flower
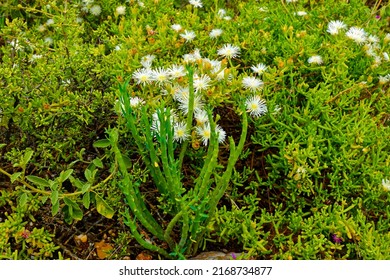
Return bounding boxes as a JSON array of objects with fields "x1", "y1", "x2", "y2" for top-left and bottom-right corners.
[
  {"x1": 378, "y1": 74, "x2": 390, "y2": 84},
  {"x1": 152, "y1": 68, "x2": 170, "y2": 85},
  {"x1": 46, "y1": 18, "x2": 54, "y2": 25},
  {"x1": 183, "y1": 53, "x2": 196, "y2": 63},
  {"x1": 180, "y1": 30, "x2": 196, "y2": 42},
  {"x1": 385, "y1": 33, "x2": 390, "y2": 43},
  {"x1": 196, "y1": 123, "x2": 225, "y2": 146},
  {"x1": 195, "y1": 110, "x2": 209, "y2": 125},
  {"x1": 245, "y1": 95, "x2": 267, "y2": 118},
  {"x1": 29, "y1": 54, "x2": 42, "y2": 62},
  {"x1": 327, "y1": 20, "x2": 347, "y2": 35},
  {"x1": 114, "y1": 45, "x2": 121, "y2": 51},
  {"x1": 382, "y1": 179, "x2": 390, "y2": 191},
  {"x1": 9, "y1": 39, "x2": 22, "y2": 50},
  {"x1": 129, "y1": 97, "x2": 145, "y2": 108},
  {"x1": 132, "y1": 68, "x2": 154, "y2": 85},
  {"x1": 217, "y1": 9, "x2": 226, "y2": 18},
  {"x1": 295, "y1": 11, "x2": 307, "y2": 16},
  {"x1": 217, "y1": 44, "x2": 240, "y2": 59},
  {"x1": 151, "y1": 109, "x2": 177, "y2": 135},
  {"x1": 138, "y1": 1, "x2": 145, "y2": 7},
  {"x1": 383, "y1": 52, "x2": 389, "y2": 61},
  {"x1": 171, "y1": 24, "x2": 182, "y2": 32},
  {"x1": 242, "y1": 76, "x2": 264, "y2": 92},
  {"x1": 44, "y1": 37, "x2": 53, "y2": 45},
  {"x1": 168, "y1": 65, "x2": 186, "y2": 79},
  {"x1": 192, "y1": 48, "x2": 202, "y2": 60},
  {"x1": 346, "y1": 27, "x2": 367, "y2": 45},
  {"x1": 209, "y1": 29, "x2": 223, "y2": 38},
  {"x1": 367, "y1": 35, "x2": 379, "y2": 44},
  {"x1": 140, "y1": 54, "x2": 156, "y2": 68},
  {"x1": 173, "y1": 122, "x2": 190, "y2": 143},
  {"x1": 189, "y1": 0, "x2": 202, "y2": 8},
  {"x1": 308, "y1": 55, "x2": 323, "y2": 65},
  {"x1": 116, "y1": 6, "x2": 126, "y2": 15},
  {"x1": 177, "y1": 92, "x2": 204, "y2": 115},
  {"x1": 251, "y1": 63, "x2": 268, "y2": 75},
  {"x1": 223, "y1": 16, "x2": 232, "y2": 21},
  {"x1": 37, "y1": 25, "x2": 46, "y2": 32},
  {"x1": 215, "y1": 125, "x2": 226, "y2": 144},
  {"x1": 193, "y1": 74, "x2": 211, "y2": 92},
  {"x1": 90, "y1": 5, "x2": 102, "y2": 16}
]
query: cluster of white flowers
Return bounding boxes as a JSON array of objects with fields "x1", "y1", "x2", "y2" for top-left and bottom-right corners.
[{"x1": 325, "y1": 20, "x2": 388, "y2": 69}]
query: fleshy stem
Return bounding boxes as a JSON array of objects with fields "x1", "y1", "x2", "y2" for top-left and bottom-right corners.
[{"x1": 178, "y1": 65, "x2": 195, "y2": 170}]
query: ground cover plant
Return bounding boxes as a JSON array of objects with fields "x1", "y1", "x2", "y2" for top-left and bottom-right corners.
[{"x1": 0, "y1": 0, "x2": 389, "y2": 260}]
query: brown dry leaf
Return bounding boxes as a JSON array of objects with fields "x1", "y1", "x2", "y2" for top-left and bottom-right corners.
[
  {"x1": 136, "y1": 252, "x2": 153, "y2": 260},
  {"x1": 94, "y1": 240, "x2": 113, "y2": 259}
]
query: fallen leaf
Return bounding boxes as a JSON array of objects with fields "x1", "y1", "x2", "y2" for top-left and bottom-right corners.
[
  {"x1": 136, "y1": 252, "x2": 153, "y2": 260},
  {"x1": 95, "y1": 240, "x2": 113, "y2": 259}
]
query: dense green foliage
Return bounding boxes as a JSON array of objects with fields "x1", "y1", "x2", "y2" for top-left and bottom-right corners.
[{"x1": 0, "y1": 0, "x2": 389, "y2": 259}]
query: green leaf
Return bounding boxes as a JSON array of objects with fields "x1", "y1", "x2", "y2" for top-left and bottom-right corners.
[
  {"x1": 69, "y1": 176, "x2": 83, "y2": 190},
  {"x1": 92, "y1": 158, "x2": 103, "y2": 169},
  {"x1": 0, "y1": 143, "x2": 6, "y2": 149},
  {"x1": 83, "y1": 192, "x2": 90, "y2": 209},
  {"x1": 84, "y1": 169, "x2": 93, "y2": 183},
  {"x1": 19, "y1": 193, "x2": 28, "y2": 208},
  {"x1": 41, "y1": 195, "x2": 49, "y2": 204},
  {"x1": 22, "y1": 150, "x2": 34, "y2": 166},
  {"x1": 52, "y1": 200, "x2": 60, "y2": 216},
  {"x1": 26, "y1": 175, "x2": 50, "y2": 187},
  {"x1": 63, "y1": 197, "x2": 83, "y2": 221},
  {"x1": 93, "y1": 139, "x2": 111, "y2": 148},
  {"x1": 122, "y1": 155, "x2": 132, "y2": 169},
  {"x1": 51, "y1": 190, "x2": 59, "y2": 206},
  {"x1": 10, "y1": 172, "x2": 22, "y2": 183},
  {"x1": 95, "y1": 193, "x2": 115, "y2": 219},
  {"x1": 59, "y1": 169, "x2": 74, "y2": 183},
  {"x1": 81, "y1": 182, "x2": 91, "y2": 194}
]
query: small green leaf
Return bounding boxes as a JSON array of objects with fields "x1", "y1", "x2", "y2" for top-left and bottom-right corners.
[
  {"x1": 122, "y1": 155, "x2": 132, "y2": 168},
  {"x1": 83, "y1": 192, "x2": 90, "y2": 209},
  {"x1": 84, "y1": 169, "x2": 93, "y2": 183},
  {"x1": 95, "y1": 193, "x2": 115, "y2": 219},
  {"x1": 19, "y1": 193, "x2": 28, "y2": 208},
  {"x1": 52, "y1": 200, "x2": 60, "y2": 216},
  {"x1": 22, "y1": 150, "x2": 34, "y2": 165},
  {"x1": 69, "y1": 176, "x2": 83, "y2": 190},
  {"x1": 81, "y1": 182, "x2": 91, "y2": 194},
  {"x1": 26, "y1": 175, "x2": 50, "y2": 187},
  {"x1": 41, "y1": 195, "x2": 49, "y2": 204},
  {"x1": 51, "y1": 190, "x2": 59, "y2": 205},
  {"x1": 10, "y1": 172, "x2": 22, "y2": 183},
  {"x1": 59, "y1": 169, "x2": 74, "y2": 183},
  {"x1": 63, "y1": 197, "x2": 83, "y2": 221},
  {"x1": 0, "y1": 143, "x2": 6, "y2": 149},
  {"x1": 93, "y1": 139, "x2": 111, "y2": 148},
  {"x1": 92, "y1": 158, "x2": 103, "y2": 168}
]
